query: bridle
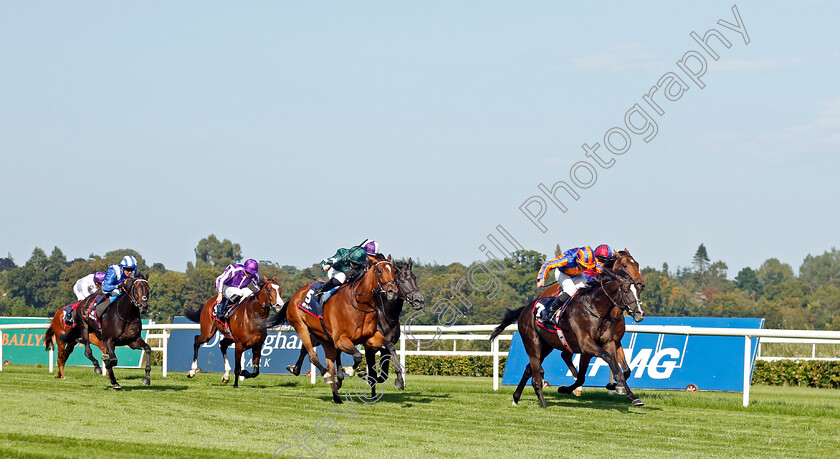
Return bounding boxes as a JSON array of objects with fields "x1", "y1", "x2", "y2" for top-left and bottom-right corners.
[
  {"x1": 600, "y1": 274, "x2": 643, "y2": 317},
  {"x1": 115, "y1": 278, "x2": 148, "y2": 324},
  {"x1": 255, "y1": 281, "x2": 284, "y2": 312},
  {"x1": 351, "y1": 261, "x2": 397, "y2": 313}
]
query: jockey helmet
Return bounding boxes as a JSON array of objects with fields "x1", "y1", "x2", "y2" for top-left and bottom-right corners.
[
  {"x1": 594, "y1": 244, "x2": 615, "y2": 260},
  {"x1": 244, "y1": 259, "x2": 259, "y2": 275},
  {"x1": 575, "y1": 247, "x2": 596, "y2": 269},
  {"x1": 94, "y1": 271, "x2": 106, "y2": 284},
  {"x1": 119, "y1": 255, "x2": 137, "y2": 270},
  {"x1": 348, "y1": 247, "x2": 367, "y2": 266},
  {"x1": 362, "y1": 239, "x2": 380, "y2": 256}
]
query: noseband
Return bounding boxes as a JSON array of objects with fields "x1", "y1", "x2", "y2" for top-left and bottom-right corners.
[
  {"x1": 351, "y1": 261, "x2": 397, "y2": 312},
  {"x1": 600, "y1": 275, "x2": 642, "y2": 317}
]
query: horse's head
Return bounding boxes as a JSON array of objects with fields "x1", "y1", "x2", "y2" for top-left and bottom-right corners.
[
  {"x1": 394, "y1": 258, "x2": 425, "y2": 310},
  {"x1": 602, "y1": 263, "x2": 645, "y2": 323},
  {"x1": 125, "y1": 274, "x2": 150, "y2": 315},
  {"x1": 371, "y1": 256, "x2": 399, "y2": 301},
  {"x1": 259, "y1": 276, "x2": 285, "y2": 312}
]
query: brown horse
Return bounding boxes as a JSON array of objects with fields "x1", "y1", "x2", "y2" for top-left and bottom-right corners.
[
  {"x1": 43, "y1": 303, "x2": 109, "y2": 378},
  {"x1": 490, "y1": 267, "x2": 644, "y2": 408},
  {"x1": 531, "y1": 250, "x2": 645, "y2": 394},
  {"x1": 184, "y1": 276, "x2": 284, "y2": 387},
  {"x1": 268, "y1": 257, "x2": 399, "y2": 403}
]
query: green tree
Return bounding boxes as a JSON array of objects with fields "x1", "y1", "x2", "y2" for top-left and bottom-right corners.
[
  {"x1": 693, "y1": 243, "x2": 710, "y2": 274},
  {"x1": 799, "y1": 248, "x2": 840, "y2": 290},
  {"x1": 735, "y1": 267, "x2": 762, "y2": 297},
  {"x1": 194, "y1": 234, "x2": 242, "y2": 269},
  {"x1": 757, "y1": 258, "x2": 794, "y2": 286}
]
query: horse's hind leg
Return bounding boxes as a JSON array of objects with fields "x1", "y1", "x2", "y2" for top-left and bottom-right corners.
[
  {"x1": 242, "y1": 344, "x2": 261, "y2": 379},
  {"x1": 512, "y1": 364, "x2": 532, "y2": 406},
  {"x1": 287, "y1": 347, "x2": 307, "y2": 376},
  {"x1": 88, "y1": 333, "x2": 108, "y2": 376},
  {"x1": 233, "y1": 342, "x2": 245, "y2": 388},
  {"x1": 82, "y1": 340, "x2": 102, "y2": 376},
  {"x1": 57, "y1": 338, "x2": 75, "y2": 379}
]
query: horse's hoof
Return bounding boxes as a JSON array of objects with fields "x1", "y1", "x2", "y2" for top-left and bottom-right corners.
[
  {"x1": 617, "y1": 387, "x2": 627, "y2": 395},
  {"x1": 222, "y1": 375, "x2": 230, "y2": 384},
  {"x1": 324, "y1": 375, "x2": 334, "y2": 385},
  {"x1": 333, "y1": 395, "x2": 343, "y2": 404},
  {"x1": 557, "y1": 386, "x2": 573, "y2": 394},
  {"x1": 55, "y1": 374, "x2": 62, "y2": 379},
  {"x1": 239, "y1": 375, "x2": 245, "y2": 382},
  {"x1": 112, "y1": 384, "x2": 122, "y2": 390},
  {"x1": 632, "y1": 398, "x2": 644, "y2": 407},
  {"x1": 605, "y1": 383, "x2": 617, "y2": 391},
  {"x1": 142, "y1": 378, "x2": 150, "y2": 386},
  {"x1": 94, "y1": 368, "x2": 102, "y2": 376},
  {"x1": 357, "y1": 370, "x2": 367, "y2": 378},
  {"x1": 395, "y1": 379, "x2": 405, "y2": 391},
  {"x1": 285, "y1": 365, "x2": 299, "y2": 376},
  {"x1": 512, "y1": 400, "x2": 518, "y2": 406},
  {"x1": 186, "y1": 372, "x2": 194, "y2": 379},
  {"x1": 573, "y1": 388, "x2": 582, "y2": 397}
]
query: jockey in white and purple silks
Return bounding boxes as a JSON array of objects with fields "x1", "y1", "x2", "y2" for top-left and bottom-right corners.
[
  {"x1": 73, "y1": 271, "x2": 106, "y2": 302},
  {"x1": 214, "y1": 258, "x2": 260, "y2": 321}
]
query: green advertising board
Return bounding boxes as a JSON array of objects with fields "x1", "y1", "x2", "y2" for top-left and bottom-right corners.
[{"x1": 0, "y1": 317, "x2": 147, "y2": 368}]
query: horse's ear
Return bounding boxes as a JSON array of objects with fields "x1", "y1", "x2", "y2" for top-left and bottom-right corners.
[
  {"x1": 272, "y1": 276, "x2": 277, "y2": 282},
  {"x1": 387, "y1": 254, "x2": 392, "y2": 261},
  {"x1": 262, "y1": 275, "x2": 268, "y2": 283},
  {"x1": 408, "y1": 258, "x2": 413, "y2": 269}
]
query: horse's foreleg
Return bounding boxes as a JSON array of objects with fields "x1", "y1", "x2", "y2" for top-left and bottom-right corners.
[
  {"x1": 382, "y1": 341, "x2": 404, "y2": 391},
  {"x1": 364, "y1": 347, "x2": 379, "y2": 398},
  {"x1": 512, "y1": 364, "x2": 533, "y2": 406},
  {"x1": 599, "y1": 343, "x2": 641, "y2": 405},
  {"x1": 219, "y1": 338, "x2": 233, "y2": 384},
  {"x1": 336, "y1": 335, "x2": 363, "y2": 369},
  {"x1": 242, "y1": 344, "x2": 261, "y2": 379},
  {"x1": 57, "y1": 338, "x2": 74, "y2": 379},
  {"x1": 128, "y1": 338, "x2": 152, "y2": 386},
  {"x1": 558, "y1": 354, "x2": 591, "y2": 395},
  {"x1": 89, "y1": 333, "x2": 108, "y2": 376}
]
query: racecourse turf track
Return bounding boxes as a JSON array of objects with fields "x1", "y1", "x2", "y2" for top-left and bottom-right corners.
[{"x1": 0, "y1": 365, "x2": 838, "y2": 458}]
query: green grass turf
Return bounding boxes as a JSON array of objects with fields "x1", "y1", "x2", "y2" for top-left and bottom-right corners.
[{"x1": 0, "y1": 365, "x2": 838, "y2": 458}]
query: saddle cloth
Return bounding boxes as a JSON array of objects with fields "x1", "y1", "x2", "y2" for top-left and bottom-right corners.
[{"x1": 298, "y1": 281, "x2": 325, "y2": 319}]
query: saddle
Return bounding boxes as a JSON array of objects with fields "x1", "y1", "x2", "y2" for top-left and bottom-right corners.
[
  {"x1": 62, "y1": 302, "x2": 81, "y2": 328},
  {"x1": 533, "y1": 292, "x2": 577, "y2": 352},
  {"x1": 86, "y1": 294, "x2": 106, "y2": 330},
  {"x1": 298, "y1": 281, "x2": 326, "y2": 319}
]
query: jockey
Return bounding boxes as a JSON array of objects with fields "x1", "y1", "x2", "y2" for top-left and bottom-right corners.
[
  {"x1": 93, "y1": 255, "x2": 138, "y2": 319},
  {"x1": 536, "y1": 246, "x2": 601, "y2": 323},
  {"x1": 594, "y1": 244, "x2": 616, "y2": 267},
  {"x1": 312, "y1": 245, "x2": 368, "y2": 304},
  {"x1": 214, "y1": 258, "x2": 260, "y2": 322},
  {"x1": 362, "y1": 239, "x2": 381, "y2": 258},
  {"x1": 73, "y1": 271, "x2": 106, "y2": 301}
]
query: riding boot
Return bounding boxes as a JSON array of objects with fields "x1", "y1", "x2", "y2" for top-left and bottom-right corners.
[
  {"x1": 316, "y1": 278, "x2": 341, "y2": 303},
  {"x1": 214, "y1": 298, "x2": 229, "y2": 320},
  {"x1": 544, "y1": 292, "x2": 571, "y2": 323}
]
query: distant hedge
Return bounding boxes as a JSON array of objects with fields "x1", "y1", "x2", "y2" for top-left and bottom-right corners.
[
  {"x1": 404, "y1": 355, "x2": 506, "y2": 377},
  {"x1": 753, "y1": 360, "x2": 840, "y2": 389}
]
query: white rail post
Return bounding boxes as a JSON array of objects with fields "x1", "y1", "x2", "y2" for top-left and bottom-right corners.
[
  {"x1": 162, "y1": 330, "x2": 169, "y2": 378},
  {"x1": 310, "y1": 360, "x2": 316, "y2": 384},
  {"x1": 812, "y1": 343, "x2": 816, "y2": 359},
  {"x1": 743, "y1": 336, "x2": 751, "y2": 407},
  {"x1": 49, "y1": 347, "x2": 54, "y2": 374},
  {"x1": 492, "y1": 336, "x2": 500, "y2": 391},
  {"x1": 400, "y1": 333, "x2": 406, "y2": 374},
  {"x1": 0, "y1": 331, "x2": 4, "y2": 372}
]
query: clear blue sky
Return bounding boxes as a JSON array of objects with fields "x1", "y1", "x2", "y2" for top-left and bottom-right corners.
[{"x1": 1, "y1": 1, "x2": 837, "y2": 277}]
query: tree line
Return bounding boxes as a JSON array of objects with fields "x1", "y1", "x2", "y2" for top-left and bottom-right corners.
[{"x1": 1, "y1": 236, "x2": 838, "y2": 330}]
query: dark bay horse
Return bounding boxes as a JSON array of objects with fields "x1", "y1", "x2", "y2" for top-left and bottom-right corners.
[
  {"x1": 284, "y1": 258, "x2": 425, "y2": 396},
  {"x1": 67, "y1": 275, "x2": 152, "y2": 390},
  {"x1": 184, "y1": 276, "x2": 284, "y2": 388},
  {"x1": 44, "y1": 303, "x2": 108, "y2": 378},
  {"x1": 490, "y1": 268, "x2": 644, "y2": 407},
  {"x1": 268, "y1": 257, "x2": 399, "y2": 403}
]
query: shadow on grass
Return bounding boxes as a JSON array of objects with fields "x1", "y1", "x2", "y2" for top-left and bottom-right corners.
[
  {"x1": 312, "y1": 390, "x2": 451, "y2": 406},
  {"x1": 103, "y1": 384, "x2": 190, "y2": 392},
  {"x1": 512, "y1": 390, "x2": 662, "y2": 413}
]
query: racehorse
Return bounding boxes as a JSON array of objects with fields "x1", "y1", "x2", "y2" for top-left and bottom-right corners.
[
  {"x1": 284, "y1": 258, "x2": 425, "y2": 396},
  {"x1": 68, "y1": 275, "x2": 152, "y2": 390},
  {"x1": 529, "y1": 250, "x2": 645, "y2": 395},
  {"x1": 184, "y1": 276, "x2": 284, "y2": 388},
  {"x1": 267, "y1": 256, "x2": 399, "y2": 403},
  {"x1": 490, "y1": 267, "x2": 645, "y2": 407},
  {"x1": 44, "y1": 303, "x2": 109, "y2": 379}
]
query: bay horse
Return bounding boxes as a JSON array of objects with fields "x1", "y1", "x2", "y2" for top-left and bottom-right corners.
[
  {"x1": 284, "y1": 258, "x2": 425, "y2": 396},
  {"x1": 43, "y1": 302, "x2": 109, "y2": 378},
  {"x1": 490, "y1": 267, "x2": 644, "y2": 408},
  {"x1": 184, "y1": 276, "x2": 284, "y2": 387},
  {"x1": 70, "y1": 274, "x2": 152, "y2": 390},
  {"x1": 267, "y1": 256, "x2": 399, "y2": 403},
  {"x1": 539, "y1": 250, "x2": 646, "y2": 394}
]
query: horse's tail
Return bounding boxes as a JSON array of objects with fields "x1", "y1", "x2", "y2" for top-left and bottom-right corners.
[
  {"x1": 183, "y1": 304, "x2": 204, "y2": 324},
  {"x1": 43, "y1": 326, "x2": 55, "y2": 351},
  {"x1": 489, "y1": 305, "x2": 527, "y2": 342},
  {"x1": 265, "y1": 301, "x2": 289, "y2": 329}
]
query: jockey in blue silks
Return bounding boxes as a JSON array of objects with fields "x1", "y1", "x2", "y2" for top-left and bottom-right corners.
[
  {"x1": 535, "y1": 246, "x2": 602, "y2": 324},
  {"x1": 92, "y1": 255, "x2": 137, "y2": 319}
]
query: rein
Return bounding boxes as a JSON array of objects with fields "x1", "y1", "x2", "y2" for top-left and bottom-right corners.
[{"x1": 599, "y1": 276, "x2": 635, "y2": 315}]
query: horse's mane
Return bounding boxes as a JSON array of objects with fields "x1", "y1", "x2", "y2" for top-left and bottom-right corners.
[{"x1": 575, "y1": 268, "x2": 621, "y2": 296}]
